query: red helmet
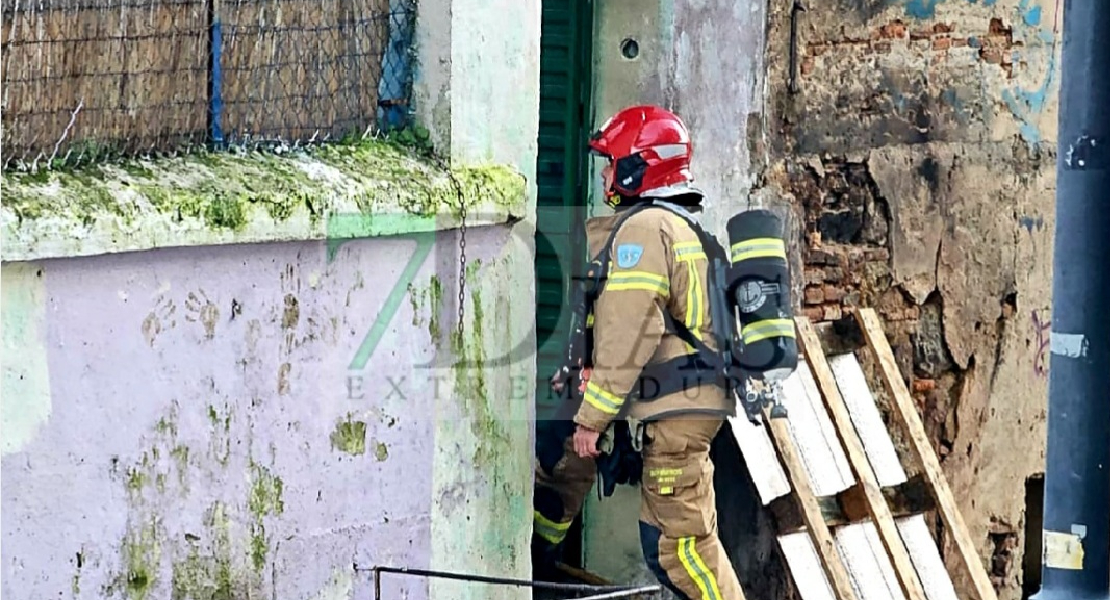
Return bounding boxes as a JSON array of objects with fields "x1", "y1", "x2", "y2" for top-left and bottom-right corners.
[{"x1": 588, "y1": 105, "x2": 700, "y2": 208}]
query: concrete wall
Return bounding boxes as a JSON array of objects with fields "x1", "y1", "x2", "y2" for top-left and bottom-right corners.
[
  {"x1": 1, "y1": 0, "x2": 541, "y2": 599},
  {"x1": 580, "y1": 1, "x2": 795, "y2": 597},
  {"x1": 761, "y1": 0, "x2": 1060, "y2": 598}
]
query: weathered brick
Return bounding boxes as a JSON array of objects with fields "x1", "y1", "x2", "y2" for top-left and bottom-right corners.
[
  {"x1": 809, "y1": 248, "x2": 839, "y2": 265},
  {"x1": 878, "y1": 21, "x2": 907, "y2": 39},
  {"x1": 801, "y1": 57, "x2": 815, "y2": 76},
  {"x1": 803, "y1": 307, "x2": 826, "y2": 322},
  {"x1": 823, "y1": 304, "x2": 843, "y2": 321},
  {"x1": 843, "y1": 291, "x2": 861, "y2": 307},
  {"x1": 863, "y1": 247, "x2": 890, "y2": 262},
  {"x1": 824, "y1": 266, "x2": 844, "y2": 282},
  {"x1": 804, "y1": 286, "x2": 825, "y2": 305},
  {"x1": 980, "y1": 48, "x2": 1004, "y2": 64},
  {"x1": 902, "y1": 305, "x2": 921, "y2": 320},
  {"x1": 913, "y1": 379, "x2": 937, "y2": 393},
  {"x1": 804, "y1": 268, "x2": 825, "y2": 286},
  {"x1": 823, "y1": 284, "x2": 846, "y2": 303}
]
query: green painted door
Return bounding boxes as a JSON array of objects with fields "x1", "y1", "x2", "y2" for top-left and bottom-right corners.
[{"x1": 534, "y1": 0, "x2": 594, "y2": 421}]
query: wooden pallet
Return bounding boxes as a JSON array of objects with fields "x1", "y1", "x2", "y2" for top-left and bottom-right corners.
[{"x1": 731, "y1": 307, "x2": 999, "y2": 600}]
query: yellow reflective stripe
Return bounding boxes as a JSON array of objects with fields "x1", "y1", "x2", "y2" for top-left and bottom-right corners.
[
  {"x1": 606, "y1": 271, "x2": 669, "y2": 296},
  {"x1": 586, "y1": 313, "x2": 595, "y2": 328},
  {"x1": 584, "y1": 380, "x2": 623, "y2": 415},
  {"x1": 731, "y1": 237, "x2": 786, "y2": 262},
  {"x1": 678, "y1": 537, "x2": 721, "y2": 600},
  {"x1": 684, "y1": 261, "x2": 704, "y2": 353},
  {"x1": 673, "y1": 241, "x2": 706, "y2": 262},
  {"x1": 741, "y1": 318, "x2": 797, "y2": 344},
  {"x1": 534, "y1": 511, "x2": 572, "y2": 545}
]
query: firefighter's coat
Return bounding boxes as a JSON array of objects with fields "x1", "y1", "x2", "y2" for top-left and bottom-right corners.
[{"x1": 533, "y1": 203, "x2": 747, "y2": 600}]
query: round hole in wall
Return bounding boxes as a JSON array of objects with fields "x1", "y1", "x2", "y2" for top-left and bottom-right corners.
[{"x1": 620, "y1": 38, "x2": 640, "y2": 60}]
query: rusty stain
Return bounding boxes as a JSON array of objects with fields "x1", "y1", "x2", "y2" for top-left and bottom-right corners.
[
  {"x1": 282, "y1": 294, "x2": 300, "y2": 330},
  {"x1": 184, "y1": 290, "x2": 219, "y2": 339},
  {"x1": 277, "y1": 363, "x2": 291, "y2": 395}
]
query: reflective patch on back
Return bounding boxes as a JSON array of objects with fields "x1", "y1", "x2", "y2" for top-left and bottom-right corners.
[{"x1": 616, "y1": 243, "x2": 644, "y2": 269}]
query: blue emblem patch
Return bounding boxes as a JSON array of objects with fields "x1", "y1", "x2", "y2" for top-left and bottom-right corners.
[{"x1": 616, "y1": 243, "x2": 644, "y2": 269}]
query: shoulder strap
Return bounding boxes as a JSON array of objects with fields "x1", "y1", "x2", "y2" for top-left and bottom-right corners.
[{"x1": 593, "y1": 201, "x2": 732, "y2": 372}]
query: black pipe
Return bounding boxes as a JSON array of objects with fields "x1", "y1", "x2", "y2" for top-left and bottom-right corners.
[
  {"x1": 1033, "y1": 0, "x2": 1110, "y2": 598},
  {"x1": 362, "y1": 564, "x2": 661, "y2": 599}
]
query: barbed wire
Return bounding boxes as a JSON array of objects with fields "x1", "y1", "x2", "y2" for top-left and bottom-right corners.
[{"x1": 0, "y1": 0, "x2": 417, "y2": 172}]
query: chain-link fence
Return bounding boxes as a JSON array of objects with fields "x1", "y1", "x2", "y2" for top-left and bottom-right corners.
[{"x1": 0, "y1": 0, "x2": 416, "y2": 171}]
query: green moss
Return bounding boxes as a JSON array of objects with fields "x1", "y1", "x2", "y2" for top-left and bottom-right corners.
[
  {"x1": 247, "y1": 462, "x2": 284, "y2": 574},
  {"x1": 330, "y1": 417, "x2": 367, "y2": 456},
  {"x1": 248, "y1": 462, "x2": 285, "y2": 518},
  {"x1": 154, "y1": 416, "x2": 177, "y2": 437},
  {"x1": 2, "y1": 135, "x2": 527, "y2": 261},
  {"x1": 428, "y1": 275, "x2": 444, "y2": 343},
  {"x1": 374, "y1": 441, "x2": 390, "y2": 462},
  {"x1": 110, "y1": 518, "x2": 162, "y2": 600},
  {"x1": 408, "y1": 283, "x2": 424, "y2": 327},
  {"x1": 449, "y1": 260, "x2": 510, "y2": 467},
  {"x1": 171, "y1": 445, "x2": 190, "y2": 490},
  {"x1": 127, "y1": 468, "x2": 148, "y2": 494},
  {"x1": 171, "y1": 502, "x2": 235, "y2": 600},
  {"x1": 204, "y1": 197, "x2": 248, "y2": 231},
  {"x1": 207, "y1": 404, "x2": 232, "y2": 467}
]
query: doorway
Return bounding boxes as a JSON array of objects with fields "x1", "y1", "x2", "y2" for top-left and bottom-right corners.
[{"x1": 533, "y1": 0, "x2": 595, "y2": 569}]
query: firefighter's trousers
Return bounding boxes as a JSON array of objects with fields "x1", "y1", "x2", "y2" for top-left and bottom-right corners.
[{"x1": 533, "y1": 415, "x2": 745, "y2": 600}]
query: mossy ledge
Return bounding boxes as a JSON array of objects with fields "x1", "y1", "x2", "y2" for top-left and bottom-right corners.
[{"x1": 1, "y1": 137, "x2": 527, "y2": 262}]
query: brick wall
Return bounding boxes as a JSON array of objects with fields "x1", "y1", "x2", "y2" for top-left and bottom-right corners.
[{"x1": 757, "y1": 3, "x2": 1059, "y2": 594}]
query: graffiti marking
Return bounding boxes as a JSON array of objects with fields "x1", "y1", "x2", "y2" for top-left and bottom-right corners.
[{"x1": 1032, "y1": 309, "x2": 1050, "y2": 378}]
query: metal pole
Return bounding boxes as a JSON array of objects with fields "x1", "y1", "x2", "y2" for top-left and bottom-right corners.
[{"x1": 1033, "y1": 0, "x2": 1110, "y2": 597}]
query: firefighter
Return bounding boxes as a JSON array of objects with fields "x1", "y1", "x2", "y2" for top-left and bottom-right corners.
[{"x1": 532, "y1": 105, "x2": 746, "y2": 600}]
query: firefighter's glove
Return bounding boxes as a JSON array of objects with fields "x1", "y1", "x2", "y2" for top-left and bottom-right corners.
[{"x1": 595, "y1": 420, "x2": 644, "y2": 499}]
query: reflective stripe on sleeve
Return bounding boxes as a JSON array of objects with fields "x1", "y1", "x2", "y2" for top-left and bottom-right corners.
[
  {"x1": 606, "y1": 271, "x2": 670, "y2": 296},
  {"x1": 673, "y1": 241, "x2": 707, "y2": 263},
  {"x1": 584, "y1": 380, "x2": 624, "y2": 415}
]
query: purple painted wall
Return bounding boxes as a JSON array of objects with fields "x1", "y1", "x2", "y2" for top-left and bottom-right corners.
[{"x1": 2, "y1": 224, "x2": 519, "y2": 600}]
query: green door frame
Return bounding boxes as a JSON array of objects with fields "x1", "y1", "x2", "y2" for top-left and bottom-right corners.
[{"x1": 533, "y1": 0, "x2": 596, "y2": 568}]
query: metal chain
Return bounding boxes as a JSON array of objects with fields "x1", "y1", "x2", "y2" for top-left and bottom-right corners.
[
  {"x1": 455, "y1": 176, "x2": 467, "y2": 339},
  {"x1": 436, "y1": 154, "x2": 467, "y2": 339}
]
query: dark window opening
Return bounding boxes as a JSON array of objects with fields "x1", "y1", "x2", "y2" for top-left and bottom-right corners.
[{"x1": 1022, "y1": 473, "x2": 1045, "y2": 599}]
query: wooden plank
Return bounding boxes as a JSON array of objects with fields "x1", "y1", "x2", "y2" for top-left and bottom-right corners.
[
  {"x1": 796, "y1": 316, "x2": 929, "y2": 600},
  {"x1": 763, "y1": 405, "x2": 859, "y2": 600},
  {"x1": 854, "y1": 308, "x2": 999, "y2": 600},
  {"x1": 770, "y1": 476, "x2": 938, "y2": 534}
]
